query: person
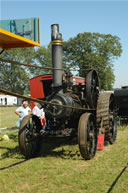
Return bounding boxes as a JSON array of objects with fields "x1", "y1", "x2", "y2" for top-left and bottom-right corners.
[
  {"x1": 15, "y1": 100, "x2": 31, "y2": 127},
  {"x1": 32, "y1": 102, "x2": 46, "y2": 129}
]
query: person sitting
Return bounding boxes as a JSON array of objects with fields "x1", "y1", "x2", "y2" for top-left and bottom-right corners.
[{"x1": 32, "y1": 102, "x2": 46, "y2": 129}]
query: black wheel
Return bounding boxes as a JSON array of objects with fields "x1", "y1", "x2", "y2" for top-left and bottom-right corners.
[
  {"x1": 18, "y1": 115, "x2": 41, "y2": 158},
  {"x1": 78, "y1": 113, "x2": 97, "y2": 160},
  {"x1": 86, "y1": 70, "x2": 99, "y2": 109},
  {"x1": 96, "y1": 93, "x2": 117, "y2": 144}
]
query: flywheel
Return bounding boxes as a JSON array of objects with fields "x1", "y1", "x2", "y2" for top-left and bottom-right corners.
[{"x1": 85, "y1": 70, "x2": 99, "y2": 109}]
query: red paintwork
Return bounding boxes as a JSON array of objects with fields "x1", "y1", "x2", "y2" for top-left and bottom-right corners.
[
  {"x1": 29, "y1": 74, "x2": 53, "y2": 108},
  {"x1": 72, "y1": 76, "x2": 85, "y2": 85},
  {"x1": 29, "y1": 74, "x2": 85, "y2": 108},
  {"x1": 97, "y1": 135, "x2": 104, "y2": 150}
]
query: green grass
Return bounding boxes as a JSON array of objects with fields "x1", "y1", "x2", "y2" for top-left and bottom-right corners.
[
  {"x1": 0, "y1": 107, "x2": 128, "y2": 193},
  {"x1": 0, "y1": 107, "x2": 19, "y2": 129}
]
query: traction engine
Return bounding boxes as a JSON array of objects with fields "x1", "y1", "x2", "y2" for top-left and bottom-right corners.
[{"x1": 18, "y1": 24, "x2": 117, "y2": 160}]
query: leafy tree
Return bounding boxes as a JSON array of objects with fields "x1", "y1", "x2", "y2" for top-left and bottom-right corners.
[
  {"x1": 0, "y1": 48, "x2": 35, "y2": 94},
  {"x1": 31, "y1": 44, "x2": 52, "y2": 76},
  {"x1": 0, "y1": 46, "x2": 52, "y2": 94},
  {"x1": 63, "y1": 32, "x2": 122, "y2": 90},
  {"x1": 0, "y1": 62, "x2": 29, "y2": 94}
]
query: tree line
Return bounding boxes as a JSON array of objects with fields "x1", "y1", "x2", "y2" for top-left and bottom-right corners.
[{"x1": 0, "y1": 32, "x2": 122, "y2": 94}]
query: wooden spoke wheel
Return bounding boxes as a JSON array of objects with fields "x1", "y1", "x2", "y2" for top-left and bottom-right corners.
[
  {"x1": 78, "y1": 113, "x2": 97, "y2": 160},
  {"x1": 85, "y1": 70, "x2": 99, "y2": 109},
  {"x1": 18, "y1": 115, "x2": 41, "y2": 158}
]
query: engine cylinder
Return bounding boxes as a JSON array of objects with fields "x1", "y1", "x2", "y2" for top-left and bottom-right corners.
[{"x1": 47, "y1": 93, "x2": 80, "y2": 120}]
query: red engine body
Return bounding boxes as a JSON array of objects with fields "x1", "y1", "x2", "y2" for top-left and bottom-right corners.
[{"x1": 29, "y1": 74, "x2": 85, "y2": 108}]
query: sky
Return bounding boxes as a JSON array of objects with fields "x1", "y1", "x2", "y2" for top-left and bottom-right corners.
[{"x1": 0, "y1": 0, "x2": 128, "y2": 88}]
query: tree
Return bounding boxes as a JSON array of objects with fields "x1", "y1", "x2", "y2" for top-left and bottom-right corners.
[
  {"x1": 31, "y1": 44, "x2": 52, "y2": 76},
  {"x1": 0, "y1": 46, "x2": 52, "y2": 94},
  {"x1": 0, "y1": 48, "x2": 36, "y2": 94},
  {"x1": 63, "y1": 32, "x2": 122, "y2": 90}
]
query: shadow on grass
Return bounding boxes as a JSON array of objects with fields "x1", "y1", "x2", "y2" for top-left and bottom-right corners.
[
  {"x1": 0, "y1": 135, "x2": 82, "y2": 164},
  {"x1": 0, "y1": 145, "x2": 27, "y2": 171},
  {"x1": 9, "y1": 132, "x2": 18, "y2": 142},
  {"x1": 38, "y1": 136, "x2": 81, "y2": 160},
  {"x1": 0, "y1": 131, "x2": 20, "y2": 160},
  {"x1": 0, "y1": 159, "x2": 28, "y2": 171},
  {"x1": 106, "y1": 162, "x2": 128, "y2": 193},
  {"x1": 0, "y1": 145, "x2": 21, "y2": 160}
]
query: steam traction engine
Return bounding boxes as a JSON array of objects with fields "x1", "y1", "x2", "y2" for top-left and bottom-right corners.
[{"x1": 18, "y1": 24, "x2": 117, "y2": 160}]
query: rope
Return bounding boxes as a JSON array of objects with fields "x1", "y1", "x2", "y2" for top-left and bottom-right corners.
[
  {"x1": 0, "y1": 49, "x2": 5, "y2": 55},
  {"x1": 0, "y1": 58, "x2": 92, "y2": 72},
  {"x1": 0, "y1": 88, "x2": 95, "y2": 112}
]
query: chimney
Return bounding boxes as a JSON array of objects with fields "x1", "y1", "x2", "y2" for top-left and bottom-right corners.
[{"x1": 51, "y1": 24, "x2": 63, "y2": 88}]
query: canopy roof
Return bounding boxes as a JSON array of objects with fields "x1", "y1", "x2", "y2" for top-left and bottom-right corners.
[
  {"x1": 0, "y1": 29, "x2": 40, "y2": 49},
  {"x1": 0, "y1": 17, "x2": 40, "y2": 49}
]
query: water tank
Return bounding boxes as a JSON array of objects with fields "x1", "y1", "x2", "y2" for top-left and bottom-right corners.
[{"x1": 114, "y1": 86, "x2": 128, "y2": 117}]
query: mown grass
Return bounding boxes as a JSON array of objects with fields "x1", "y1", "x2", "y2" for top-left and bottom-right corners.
[
  {"x1": 0, "y1": 106, "x2": 19, "y2": 129},
  {"x1": 0, "y1": 107, "x2": 128, "y2": 193}
]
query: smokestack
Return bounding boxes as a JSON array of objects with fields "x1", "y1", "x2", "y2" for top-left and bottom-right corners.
[{"x1": 51, "y1": 24, "x2": 63, "y2": 87}]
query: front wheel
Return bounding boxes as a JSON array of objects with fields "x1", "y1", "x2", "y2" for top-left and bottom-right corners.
[
  {"x1": 78, "y1": 113, "x2": 97, "y2": 160},
  {"x1": 18, "y1": 115, "x2": 41, "y2": 158}
]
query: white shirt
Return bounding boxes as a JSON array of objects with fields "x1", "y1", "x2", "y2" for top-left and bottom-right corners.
[
  {"x1": 16, "y1": 106, "x2": 31, "y2": 121},
  {"x1": 32, "y1": 106, "x2": 45, "y2": 117}
]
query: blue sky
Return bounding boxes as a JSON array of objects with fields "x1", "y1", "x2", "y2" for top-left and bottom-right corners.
[{"x1": 0, "y1": 0, "x2": 128, "y2": 88}]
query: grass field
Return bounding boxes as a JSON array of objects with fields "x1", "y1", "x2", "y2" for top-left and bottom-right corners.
[
  {"x1": 0, "y1": 107, "x2": 128, "y2": 193},
  {"x1": 0, "y1": 106, "x2": 19, "y2": 130}
]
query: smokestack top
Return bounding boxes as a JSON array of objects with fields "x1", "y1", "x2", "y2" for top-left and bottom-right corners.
[{"x1": 51, "y1": 24, "x2": 62, "y2": 41}]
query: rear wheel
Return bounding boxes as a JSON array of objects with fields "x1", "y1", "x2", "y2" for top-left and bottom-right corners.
[
  {"x1": 18, "y1": 115, "x2": 41, "y2": 158},
  {"x1": 96, "y1": 93, "x2": 117, "y2": 144},
  {"x1": 78, "y1": 113, "x2": 97, "y2": 160}
]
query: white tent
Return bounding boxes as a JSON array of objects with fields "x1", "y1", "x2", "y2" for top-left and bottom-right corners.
[{"x1": 0, "y1": 95, "x2": 17, "y2": 106}]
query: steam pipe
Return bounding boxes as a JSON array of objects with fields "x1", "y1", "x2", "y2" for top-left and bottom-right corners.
[{"x1": 51, "y1": 24, "x2": 63, "y2": 87}]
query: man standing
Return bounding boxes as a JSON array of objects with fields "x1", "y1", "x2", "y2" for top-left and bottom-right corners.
[{"x1": 15, "y1": 100, "x2": 31, "y2": 126}]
